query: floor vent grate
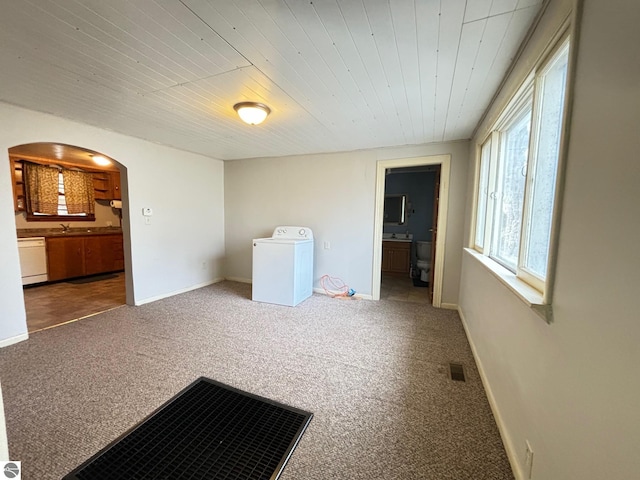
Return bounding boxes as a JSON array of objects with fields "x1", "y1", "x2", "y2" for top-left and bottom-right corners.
[
  {"x1": 63, "y1": 377, "x2": 313, "y2": 480},
  {"x1": 449, "y1": 363, "x2": 466, "y2": 382}
]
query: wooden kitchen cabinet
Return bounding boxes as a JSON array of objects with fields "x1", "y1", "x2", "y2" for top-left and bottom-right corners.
[
  {"x1": 92, "y1": 171, "x2": 121, "y2": 200},
  {"x1": 9, "y1": 157, "x2": 25, "y2": 212},
  {"x1": 85, "y1": 234, "x2": 124, "y2": 274},
  {"x1": 382, "y1": 241, "x2": 411, "y2": 275},
  {"x1": 46, "y1": 234, "x2": 124, "y2": 281},
  {"x1": 110, "y1": 171, "x2": 121, "y2": 200},
  {"x1": 46, "y1": 236, "x2": 85, "y2": 281},
  {"x1": 92, "y1": 171, "x2": 110, "y2": 200},
  {"x1": 85, "y1": 236, "x2": 114, "y2": 275}
]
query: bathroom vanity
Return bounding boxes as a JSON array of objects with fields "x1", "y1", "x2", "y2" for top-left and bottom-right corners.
[{"x1": 381, "y1": 240, "x2": 411, "y2": 275}]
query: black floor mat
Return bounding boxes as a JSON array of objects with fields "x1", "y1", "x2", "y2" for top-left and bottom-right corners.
[
  {"x1": 66, "y1": 273, "x2": 118, "y2": 284},
  {"x1": 63, "y1": 377, "x2": 313, "y2": 480},
  {"x1": 412, "y1": 277, "x2": 429, "y2": 287}
]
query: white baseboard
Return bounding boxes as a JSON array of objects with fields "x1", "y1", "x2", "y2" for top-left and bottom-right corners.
[
  {"x1": 312, "y1": 287, "x2": 373, "y2": 300},
  {"x1": 440, "y1": 302, "x2": 459, "y2": 310},
  {"x1": 224, "y1": 279, "x2": 374, "y2": 300},
  {"x1": 225, "y1": 276, "x2": 252, "y2": 284},
  {"x1": 135, "y1": 278, "x2": 224, "y2": 306},
  {"x1": 0, "y1": 332, "x2": 28, "y2": 349},
  {"x1": 224, "y1": 280, "x2": 376, "y2": 299},
  {"x1": 457, "y1": 306, "x2": 524, "y2": 480}
]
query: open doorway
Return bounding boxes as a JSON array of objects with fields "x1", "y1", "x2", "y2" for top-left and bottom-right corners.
[
  {"x1": 372, "y1": 155, "x2": 451, "y2": 306},
  {"x1": 9, "y1": 142, "x2": 129, "y2": 333},
  {"x1": 380, "y1": 164, "x2": 440, "y2": 304}
]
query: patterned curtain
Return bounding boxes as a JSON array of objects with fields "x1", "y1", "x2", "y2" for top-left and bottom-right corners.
[
  {"x1": 62, "y1": 169, "x2": 95, "y2": 214},
  {"x1": 23, "y1": 162, "x2": 60, "y2": 215}
]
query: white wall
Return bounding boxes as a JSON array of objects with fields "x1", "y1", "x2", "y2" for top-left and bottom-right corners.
[
  {"x1": 224, "y1": 141, "x2": 469, "y2": 305},
  {"x1": 0, "y1": 102, "x2": 225, "y2": 344},
  {"x1": 459, "y1": 0, "x2": 640, "y2": 479}
]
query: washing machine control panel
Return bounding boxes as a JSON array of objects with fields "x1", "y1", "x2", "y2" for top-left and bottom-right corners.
[{"x1": 272, "y1": 226, "x2": 313, "y2": 239}]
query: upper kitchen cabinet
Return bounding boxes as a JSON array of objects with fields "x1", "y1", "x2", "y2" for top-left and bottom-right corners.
[
  {"x1": 10, "y1": 157, "x2": 25, "y2": 212},
  {"x1": 111, "y1": 171, "x2": 121, "y2": 200},
  {"x1": 93, "y1": 170, "x2": 121, "y2": 200}
]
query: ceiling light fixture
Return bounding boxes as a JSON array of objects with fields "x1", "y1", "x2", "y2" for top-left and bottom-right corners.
[
  {"x1": 233, "y1": 102, "x2": 271, "y2": 125},
  {"x1": 92, "y1": 155, "x2": 111, "y2": 166}
]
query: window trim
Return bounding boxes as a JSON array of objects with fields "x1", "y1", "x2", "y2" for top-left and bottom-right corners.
[
  {"x1": 473, "y1": 139, "x2": 492, "y2": 250},
  {"x1": 469, "y1": 30, "x2": 574, "y2": 323}
]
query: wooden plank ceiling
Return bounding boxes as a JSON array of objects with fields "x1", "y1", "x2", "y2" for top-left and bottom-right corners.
[{"x1": 0, "y1": 0, "x2": 543, "y2": 161}]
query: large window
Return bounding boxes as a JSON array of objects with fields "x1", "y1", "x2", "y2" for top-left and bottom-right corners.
[{"x1": 473, "y1": 38, "x2": 570, "y2": 293}]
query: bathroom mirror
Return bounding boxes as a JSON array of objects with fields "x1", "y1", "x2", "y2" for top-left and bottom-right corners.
[{"x1": 384, "y1": 194, "x2": 406, "y2": 225}]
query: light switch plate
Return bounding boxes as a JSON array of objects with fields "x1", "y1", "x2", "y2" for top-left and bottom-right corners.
[{"x1": 142, "y1": 207, "x2": 153, "y2": 216}]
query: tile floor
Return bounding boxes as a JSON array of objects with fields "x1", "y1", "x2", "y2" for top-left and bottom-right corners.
[
  {"x1": 22, "y1": 272, "x2": 126, "y2": 333},
  {"x1": 380, "y1": 273, "x2": 431, "y2": 304}
]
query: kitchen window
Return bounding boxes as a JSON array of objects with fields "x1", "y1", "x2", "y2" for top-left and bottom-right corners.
[
  {"x1": 35, "y1": 172, "x2": 92, "y2": 218},
  {"x1": 472, "y1": 36, "x2": 570, "y2": 297},
  {"x1": 24, "y1": 161, "x2": 96, "y2": 221}
]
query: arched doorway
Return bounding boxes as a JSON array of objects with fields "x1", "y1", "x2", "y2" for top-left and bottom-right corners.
[{"x1": 9, "y1": 142, "x2": 130, "y2": 332}]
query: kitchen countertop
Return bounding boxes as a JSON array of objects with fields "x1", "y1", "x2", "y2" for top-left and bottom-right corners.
[{"x1": 17, "y1": 227, "x2": 123, "y2": 238}]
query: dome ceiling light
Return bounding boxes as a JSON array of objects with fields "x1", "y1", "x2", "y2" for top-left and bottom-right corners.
[
  {"x1": 233, "y1": 102, "x2": 271, "y2": 125},
  {"x1": 91, "y1": 155, "x2": 111, "y2": 166}
]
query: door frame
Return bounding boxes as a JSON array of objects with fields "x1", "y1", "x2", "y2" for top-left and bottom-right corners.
[{"x1": 372, "y1": 154, "x2": 451, "y2": 306}]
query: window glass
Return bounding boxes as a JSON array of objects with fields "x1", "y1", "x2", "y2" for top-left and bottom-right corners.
[
  {"x1": 475, "y1": 140, "x2": 491, "y2": 249},
  {"x1": 490, "y1": 106, "x2": 532, "y2": 271},
  {"x1": 523, "y1": 44, "x2": 569, "y2": 278}
]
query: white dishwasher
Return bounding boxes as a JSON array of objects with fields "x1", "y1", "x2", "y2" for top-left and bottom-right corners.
[
  {"x1": 252, "y1": 226, "x2": 314, "y2": 307},
  {"x1": 18, "y1": 237, "x2": 48, "y2": 285}
]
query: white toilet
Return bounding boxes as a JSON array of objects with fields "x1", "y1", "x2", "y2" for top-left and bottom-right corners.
[{"x1": 416, "y1": 241, "x2": 432, "y2": 282}]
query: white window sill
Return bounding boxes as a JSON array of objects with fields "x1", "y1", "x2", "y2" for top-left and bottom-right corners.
[{"x1": 464, "y1": 248, "x2": 553, "y2": 323}]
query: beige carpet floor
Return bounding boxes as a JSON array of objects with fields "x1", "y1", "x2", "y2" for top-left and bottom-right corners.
[{"x1": 0, "y1": 281, "x2": 513, "y2": 479}]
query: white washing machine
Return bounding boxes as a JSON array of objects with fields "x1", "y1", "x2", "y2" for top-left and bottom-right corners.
[{"x1": 252, "y1": 226, "x2": 314, "y2": 307}]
